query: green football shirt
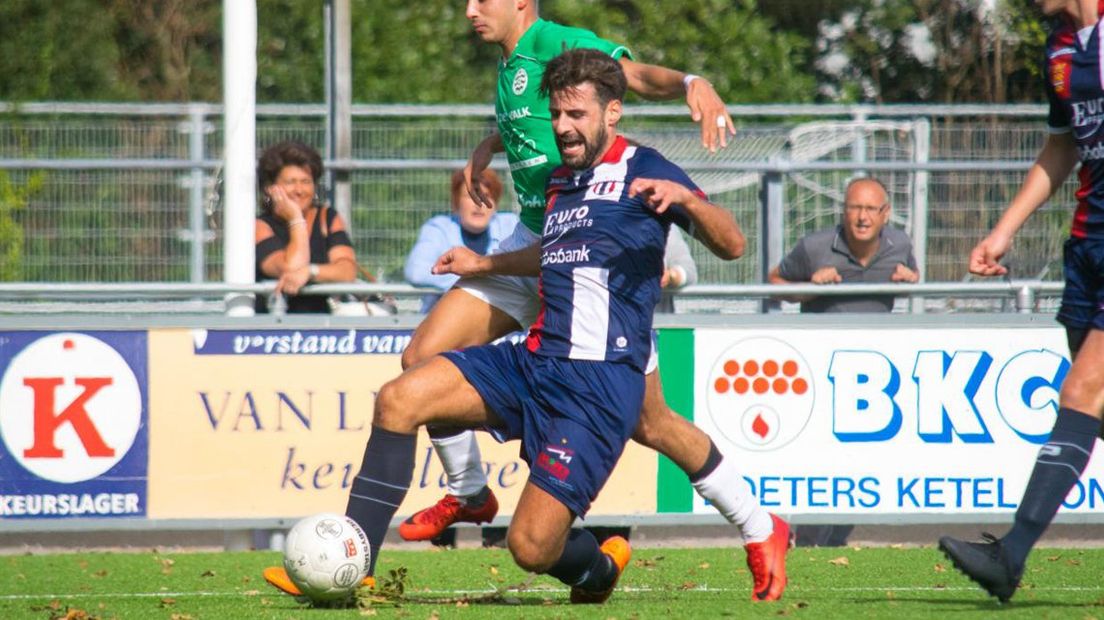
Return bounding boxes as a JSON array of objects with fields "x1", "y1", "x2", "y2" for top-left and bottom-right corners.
[{"x1": 495, "y1": 19, "x2": 632, "y2": 233}]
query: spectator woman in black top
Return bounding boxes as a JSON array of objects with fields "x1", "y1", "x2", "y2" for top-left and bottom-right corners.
[{"x1": 254, "y1": 141, "x2": 357, "y2": 313}]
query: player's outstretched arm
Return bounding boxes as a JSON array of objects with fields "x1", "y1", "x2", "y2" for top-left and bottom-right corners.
[
  {"x1": 465, "y1": 132, "x2": 505, "y2": 207},
  {"x1": 433, "y1": 242, "x2": 541, "y2": 278},
  {"x1": 969, "y1": 132, "x2": 1079, "y2": 276},
  {"x1": 629, "y1": 177, "x2": 744, "y2": 260},
  {"x1": 619, "y1": 58, "x2": 734, "y2": 153}
]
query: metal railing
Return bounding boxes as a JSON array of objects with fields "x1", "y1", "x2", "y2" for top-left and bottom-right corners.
[
  {"x1": 0, "y1": 102, "x2": 1065, "y2": 293},
  {"x1": 0, "y1": 280, "x2": 1064, "y2": 315}
]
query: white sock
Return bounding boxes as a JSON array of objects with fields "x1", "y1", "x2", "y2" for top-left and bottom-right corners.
[
  {"x1": 691, "y1": 457, "x2": 774, "y2": 543},
  {"x1": 430, "y1": 430, "x2": 488, "y2": 498}
]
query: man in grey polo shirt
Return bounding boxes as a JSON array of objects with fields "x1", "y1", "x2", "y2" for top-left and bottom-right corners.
[
  {"x1": 769, "y1": 177, "x2": 918, "y2": 313},
  {"x1": 768, "y1": 176, "x2": 916, "y2": 547}
]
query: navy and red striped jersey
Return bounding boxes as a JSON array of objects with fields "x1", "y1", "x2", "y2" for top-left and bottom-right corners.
[
  {"x1": 525, "y1": 136, "x2": 698, "y2": 371},
  {"x1": 1046, "y1": 5, "x2": 1104, "y2": 238}
]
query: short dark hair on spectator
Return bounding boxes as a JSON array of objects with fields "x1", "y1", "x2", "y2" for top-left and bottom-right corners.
[
  {"x1": 451, "y1": 169, "x2": 503, "y2": 207},
  {"x1": 539, "y1": 48, "x2": 627, "y2": 107},
  {"x1": 257, "y1": 141, "x2": 324, "y2": 213}
]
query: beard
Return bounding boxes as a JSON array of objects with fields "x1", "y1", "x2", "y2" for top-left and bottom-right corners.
[{"x1": 558, "y1": 124, "x2": 608, "y2": 170}]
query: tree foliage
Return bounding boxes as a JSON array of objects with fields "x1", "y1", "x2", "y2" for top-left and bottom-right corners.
[
  {"x1": 0, "y1": 0, "x2": 132, "y2": 101},
  {"x1": 815, "y1": 0, "x2": 1047, "y2": 103},
  {"x1": 544, "y1": 0, "x2": 815, "y2": 104},
  {"x1": 0, "y1": 1, "x2": 1063, "y2": 104},
  {"x1": 0, "y1": 0, "x2": 815, "y2": 104}
]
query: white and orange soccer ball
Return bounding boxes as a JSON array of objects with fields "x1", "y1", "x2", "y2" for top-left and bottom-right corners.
[{"x1": 283, "y1": 513, "x2": 371, "y2": 602}]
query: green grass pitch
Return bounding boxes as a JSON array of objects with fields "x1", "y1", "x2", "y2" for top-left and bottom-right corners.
[{"x1": 2, "y1": 545, "x2": 1104, "y2": 619}]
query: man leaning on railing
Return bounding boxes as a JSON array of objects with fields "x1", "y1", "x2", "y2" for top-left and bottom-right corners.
[{"x1": 768, "y1": 177, "x2": 918, "y2": 314}]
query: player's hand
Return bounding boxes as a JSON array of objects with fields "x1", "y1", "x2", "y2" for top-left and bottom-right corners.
[
  {"x1": 968, "y1": 231, "x2": 1013, "y2": 277},
  {"x1": 891, "y1": 263, "x2": 919, "y2": 283},
  {"x1": 277, "y1": 264, "x2": 311, "y2": 296},
  {"x1": 661, "y1": 266, "x2": 686, "y2": 289},
  {"x1": 810, "y1": 266, "x2": 842, "y2": 284},
  {"x1": 433, "y1": 246, "x2": 488, "y2": 277},
  {"x1": 629, "y1": 178, "x2": 695, "y2": 214},
  {"x1": 268, "y1": 185, "x2": 302, "y2": 224},
  {"x1": 685, "y1": 77, "x2": 735, "y2": 153},
  {"x1": 464, "y1": 139, "x2": 497, "y2": 208}
]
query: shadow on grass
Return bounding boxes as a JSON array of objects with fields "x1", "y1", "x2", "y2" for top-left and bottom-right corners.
[{"x1": 838, "y1": 594, "x2": 1104, "y2": 612}]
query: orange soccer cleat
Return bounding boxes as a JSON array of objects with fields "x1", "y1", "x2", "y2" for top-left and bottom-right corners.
[
  {"x1": 745, "y1": 513, "x2": 791, "y2": 601},
  {"x1": 398, "y1": 490, "x2": 499, "y2": 541},
  {"x1": 262, "y1": 566, "x2": 375, "y2": 597},
  {"x1": 570, "y1": 535, "x2": 632, "y2": 604}
]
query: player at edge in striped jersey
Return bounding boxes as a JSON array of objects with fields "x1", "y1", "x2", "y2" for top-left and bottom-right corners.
[{"x1": 940, "y1": 0, "x2": 1104, "y2": 603}]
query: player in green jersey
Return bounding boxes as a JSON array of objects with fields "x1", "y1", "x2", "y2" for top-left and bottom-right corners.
[{"x1": 405, "y1": 0, "x2": 790, "y2": 602}]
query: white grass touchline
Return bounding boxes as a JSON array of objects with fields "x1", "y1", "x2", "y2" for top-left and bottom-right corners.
[
  {"x1": 412, "y1": 585, "x2": 1104, "y2": 594},
  {"x1": 0, "y1": 591, "x2": 239, "y2": 601},
  {"x1": 3, "y1": 584, "x2": 1102, "y2": 601}
]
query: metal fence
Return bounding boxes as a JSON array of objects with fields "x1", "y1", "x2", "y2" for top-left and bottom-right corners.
[{"x1": 0, "y1": 102, "x2": 1072, "y2": 300}]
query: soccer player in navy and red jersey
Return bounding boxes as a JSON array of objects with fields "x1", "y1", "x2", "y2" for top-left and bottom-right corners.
[
  {"x1": 336, "y1": 49, "x2": 745, "y2": 604},
  {"x1": 393, "y1": 0, "x2": 788, "y2": 603},
  {"x1": 939, "y1": 0, "x2": 1104, "y2": 603}
]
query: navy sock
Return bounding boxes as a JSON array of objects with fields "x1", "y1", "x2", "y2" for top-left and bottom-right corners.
[
  {"x1": 688, "y1": 440, "x2": 724, "y2": 483},
  {"x1": 1004, "y1": 407, "x2": 1100, "y2": 569},
  {"x1": 345, "y1": 425, "x2": 416, "y2": 575},
  {"x1": 546, "y1": 529, "x2": 616, "y2": 590}
]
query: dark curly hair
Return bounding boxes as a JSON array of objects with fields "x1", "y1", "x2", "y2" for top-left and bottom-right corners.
[
  {"x1": 256, "y1": 141, "x2": 324, "y2": 214},
  {"x1": 539, "y1": 48, "x2": 627, "y2": 107}
]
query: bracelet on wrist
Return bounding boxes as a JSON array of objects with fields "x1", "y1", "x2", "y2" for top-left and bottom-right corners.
[
  {"x1": 288, "y1": 218, "x2": 306, "y2": 228},
  {"x1": 682, "y1": 74, "x2": 701, "y2": 92}
]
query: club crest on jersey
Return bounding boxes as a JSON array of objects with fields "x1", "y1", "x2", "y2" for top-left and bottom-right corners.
[
  {"x1": 512, "y1": 68, "x2": 529, "y2": 95},
  {"x1": 584, "y1": 180, "x2": 624, "y2": 202}
]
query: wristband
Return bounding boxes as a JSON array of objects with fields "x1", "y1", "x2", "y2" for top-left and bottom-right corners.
[
  {"x1": 682, "y1": 74, "x2": 701, "y2": 92},
  {"x1": 309, "y1": 264, "x2": 320, "y2": 280}
]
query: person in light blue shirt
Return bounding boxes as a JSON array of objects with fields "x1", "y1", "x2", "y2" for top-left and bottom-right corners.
[{"x1": 405, "y1": 169, "x2": 519, "y2": 313}]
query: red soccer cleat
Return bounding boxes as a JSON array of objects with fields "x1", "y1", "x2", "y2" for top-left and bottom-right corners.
[
  {"x1": 745, "y1": 513, "x2": 791, "y2": 601},
  {"x1": 262, "y1": 566, "x2": 375, "y2": 596},
  {"x1": 398, "y1": 489, "x2": 499, "y2": 541},
  {"x1": 570, "y1": 535, "x2": 632, "y2": 604}
]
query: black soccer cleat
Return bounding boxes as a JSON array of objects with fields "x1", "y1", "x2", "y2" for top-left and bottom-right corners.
[{"x1": 938, "y1": 533, "x2": 1022, "y2": 603}]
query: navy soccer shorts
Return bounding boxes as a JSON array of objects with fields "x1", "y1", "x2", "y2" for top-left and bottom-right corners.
[
  {"x1": 1058, "y1": 237, "x2": 1104, "y2": 331},
  {"x1": 442, "y1": 341, "x2": 644, "y2": 517}
]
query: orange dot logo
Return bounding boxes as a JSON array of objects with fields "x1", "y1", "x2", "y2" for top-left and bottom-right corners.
[
  {"x1": 705, "y1": 337, "x2": 815, "y2": 451},
  {"x1": 763, "y1": 360, "x2": 779, "y2": 377}
]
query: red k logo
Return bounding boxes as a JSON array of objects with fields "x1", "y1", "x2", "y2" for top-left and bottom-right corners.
[
  {"x1": 22, "y1": 376, "x2": 116, "y2": 458},
  {"x1": 0, "y1": 334, "x2": 142, "y2": 483}
]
